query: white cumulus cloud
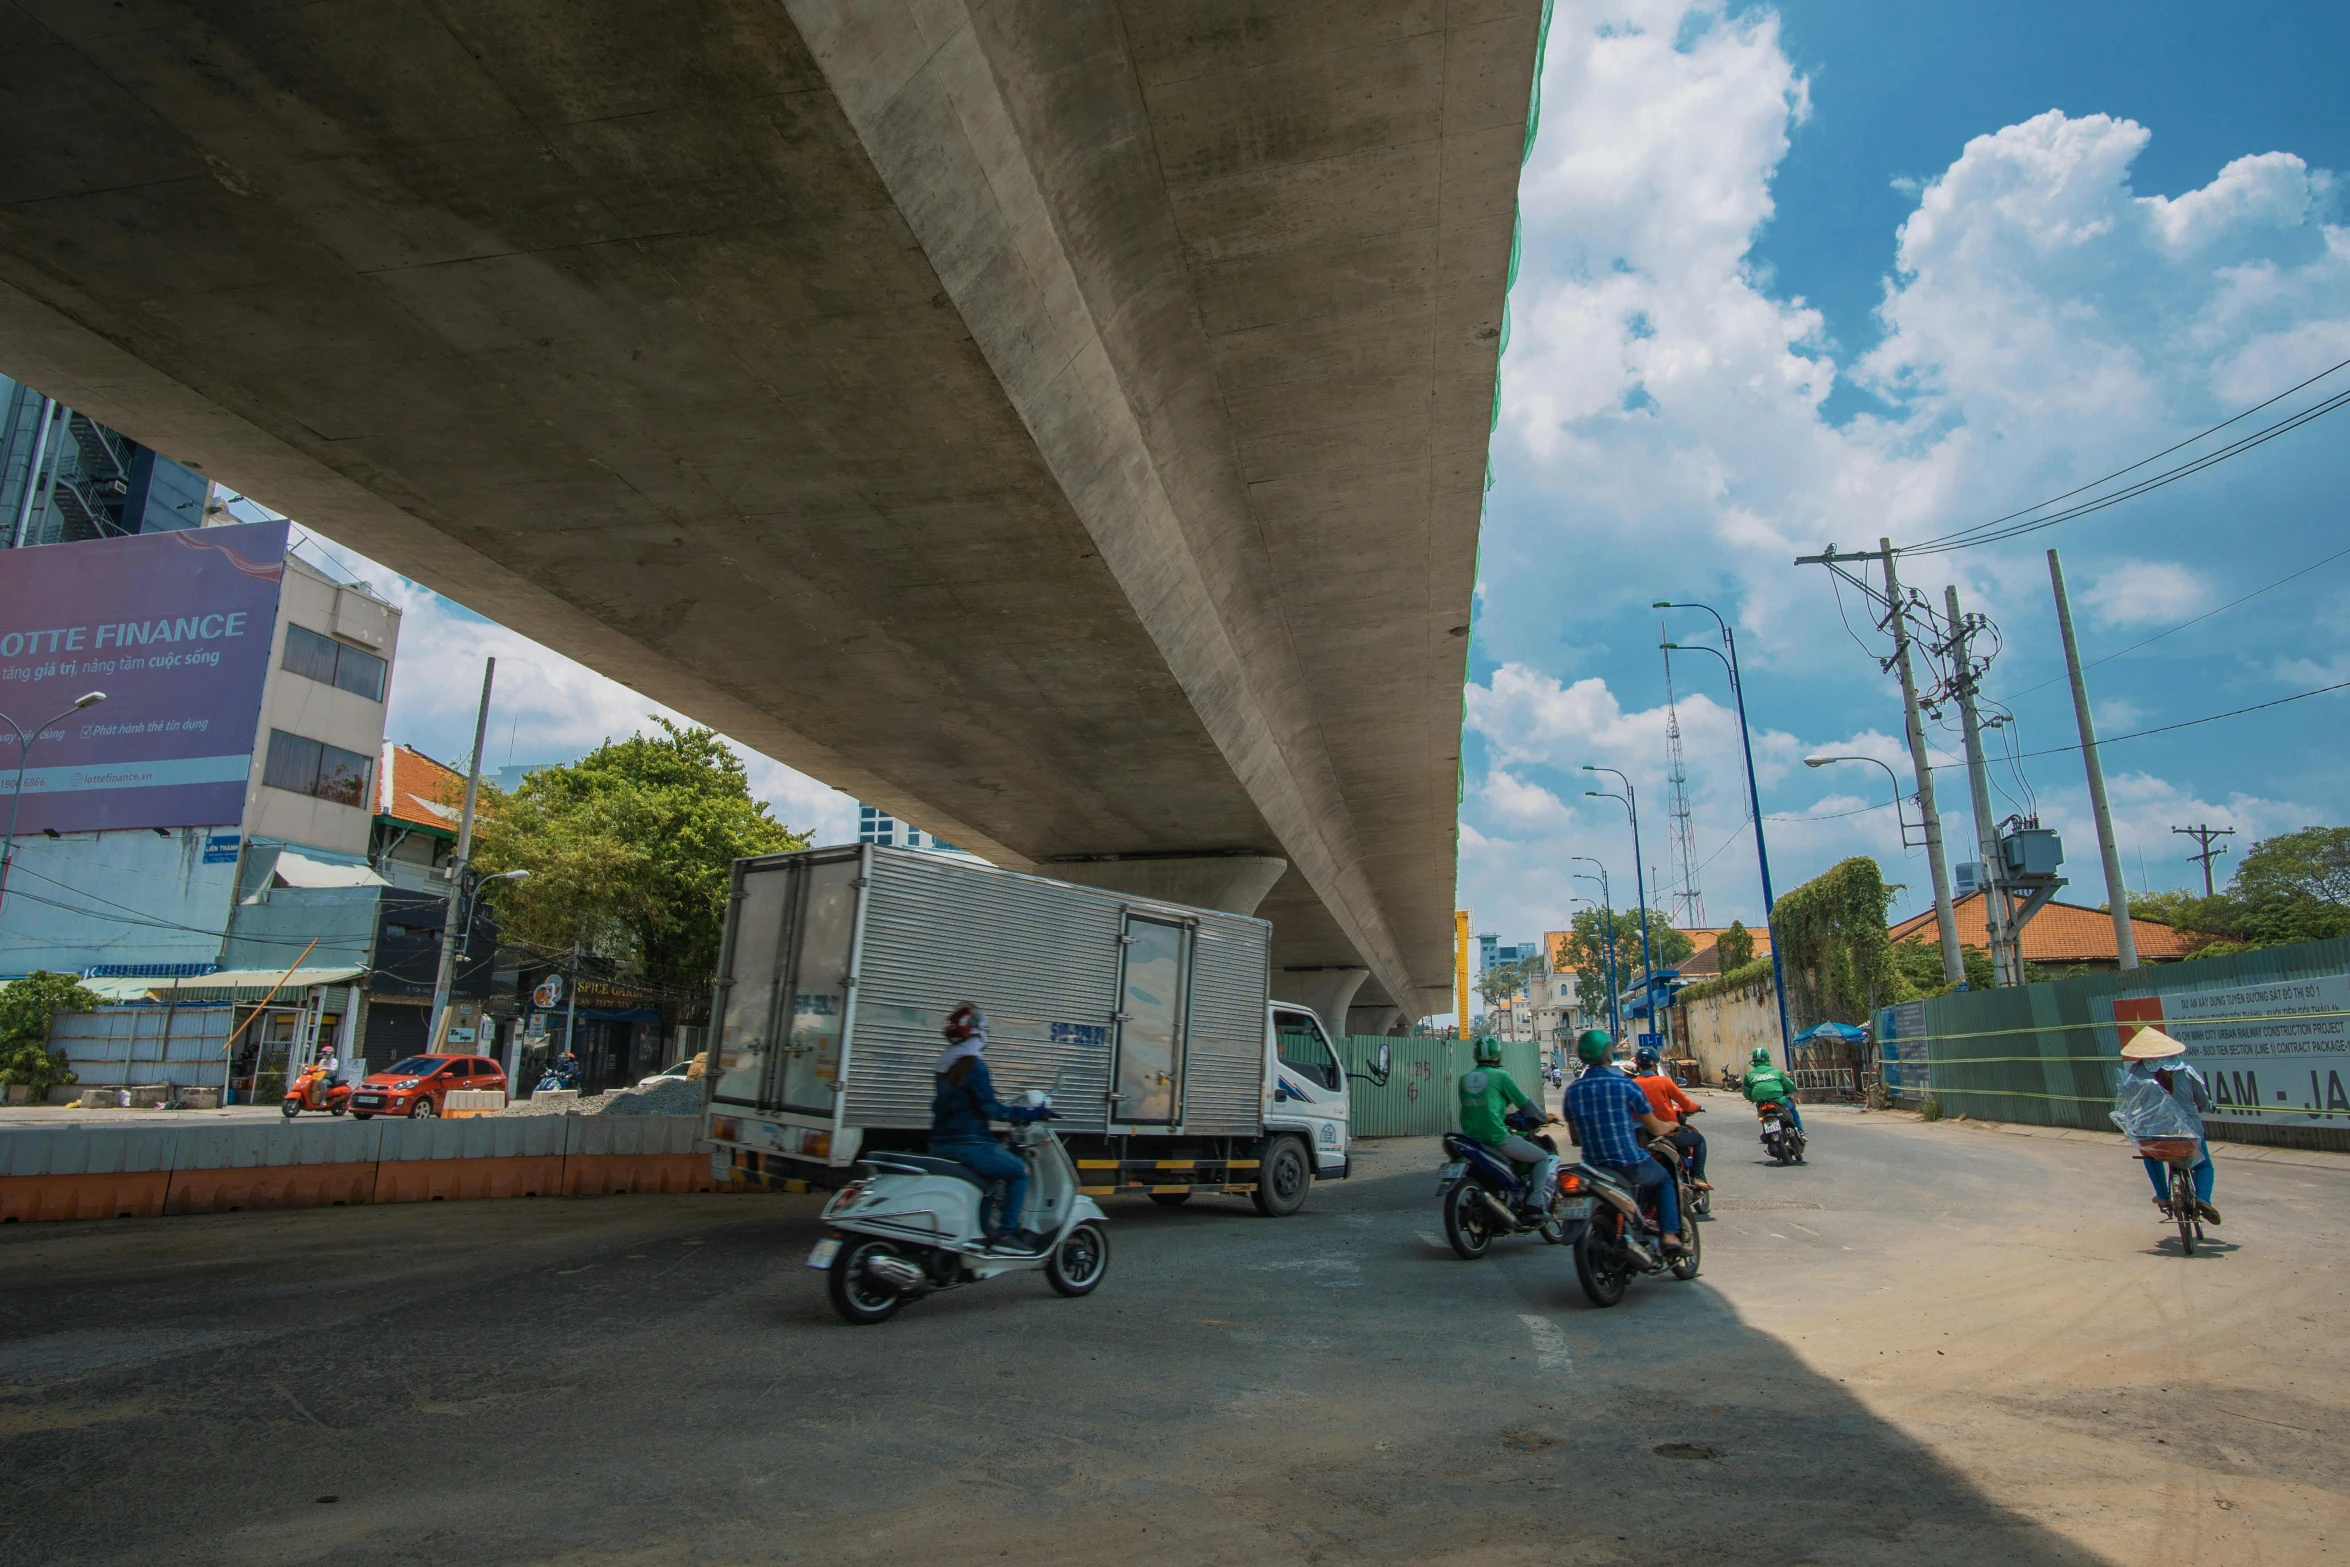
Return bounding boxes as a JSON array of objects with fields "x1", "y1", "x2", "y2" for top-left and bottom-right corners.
[
  {"x1": 1468, "y1": 0, "x2": 2350, "y2": 935},
  {"x1": 2081, "y1": 561, "x2": 2212, "y2": 628}
]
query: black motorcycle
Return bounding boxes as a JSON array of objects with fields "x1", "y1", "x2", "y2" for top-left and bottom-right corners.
[
  {"x1": 1435, "y1": 1109, "x2": 1576, "y2": 1259},
  {"x1": 1755, "y1": 1098, "x2": 1807, "y2": 1165},
  {"x1": 1557, "y1": 1142, "x2": 1701, "y2": 1307},
  {"x1": 1664, "y1": 1108, "x2": 1710, "y2": 1217}
]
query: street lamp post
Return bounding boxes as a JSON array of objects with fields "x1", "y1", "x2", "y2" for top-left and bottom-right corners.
[
  {"x1": 1569, "y1": 856, "x2": 1621, "y2": 1036},
  {"x1": 1582, "y1": 765, "x2": 1654, "y2": 993},
  {"x1": 1658, "y1": 599, "x2": 1793, "y2": 1065},
  {"x1": 1569, "y1": 888, "x2": 1621, "y2": 1040},
  {"x1": 0, "y1": 691, "x2": 107, "y2": 917},
  {"x1": 1804, "y1": 755, "x2": 1906, "y2": 819}
]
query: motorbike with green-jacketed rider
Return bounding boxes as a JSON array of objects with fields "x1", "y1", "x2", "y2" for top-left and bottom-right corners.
[{"x1": 1434, "y1": 1108, "x2": 1580, "y2": 1258}]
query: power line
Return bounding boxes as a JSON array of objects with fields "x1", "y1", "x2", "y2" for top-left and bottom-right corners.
[
  {"x1": 1900, "y1": 357, "x2": 2350, "y2": 555},
  {"x1": 2001, "y1": 538, "x2": 2350, "y2": 702},
  {"x1": 1934, "y1": 674, "x2": 2350, "y2": 768}
]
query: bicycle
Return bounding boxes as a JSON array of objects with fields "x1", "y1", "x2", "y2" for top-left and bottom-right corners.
[{"x1": 2133, "y1": 1137, "x2": 2204, "y2": 1256}]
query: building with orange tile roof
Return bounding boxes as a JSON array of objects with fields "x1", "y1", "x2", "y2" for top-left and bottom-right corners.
[
  {"x1": 1888, "y1": 889, "x2": 2205, "y2": 969},
  {"x1": 369, "y1": 743, "x2": 466, "y2": 891}
]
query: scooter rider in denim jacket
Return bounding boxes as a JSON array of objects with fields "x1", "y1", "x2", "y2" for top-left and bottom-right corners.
[{"x1": 930, "y1": 1004, "x2": 1053, "y2": 1253}]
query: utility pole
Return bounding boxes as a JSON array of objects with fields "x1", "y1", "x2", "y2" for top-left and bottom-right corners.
[
  {"x1": 1944, "y1": 586, "x2": 2018, "y2": 987},
  {"x1": 2173, "y1": 825, "x2": 2235, "y2": 897},
  {"x1": 428, "y1": 658, "x2": 495, "y2": 1050},
  {"x1": 1879, "y1": 543, "x2": 1964, "y2": 986},
  {"x1": 2048, "y1": 549, "x2": 2137, "y2": 969}
]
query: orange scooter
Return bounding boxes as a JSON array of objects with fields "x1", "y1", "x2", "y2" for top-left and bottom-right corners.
[{"x1": 282, "y1": 1061, "x2": 351, "y2": 1118}]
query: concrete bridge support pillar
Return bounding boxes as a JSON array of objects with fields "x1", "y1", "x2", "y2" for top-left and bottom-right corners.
[
  {"x1": 1272, "y1": 968, "x2": 1370, "y2": 1044},
  {"x1": 1047, "y1": 856, "x2": 1288, "y2": 918},
  {"x1": 1347, "y1": 1004, "x2": 1403, "y2": 1038}
]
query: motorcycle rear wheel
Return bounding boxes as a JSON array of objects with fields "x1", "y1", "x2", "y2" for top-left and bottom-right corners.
[
  {"x1": 828, "y1": 1238, "x2": 910, "y2": 1324},
  {"x1": 1668, "y1": 1214, "x2": 1702, "y2": 1280},
  {"x1": 2171, "y1": 1166, "x2": 2197, "y2": 1257},
  {"x1": 1573, "y1": 1226, "x2": 1628, "y2": 1308},
  {"x1": 1443, "y1": 1181, "x2": 1495, "y2": 1260}
]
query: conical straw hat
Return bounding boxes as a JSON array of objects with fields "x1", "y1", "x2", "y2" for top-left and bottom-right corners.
[{"x1": 2119, "y1": 1025, "x2": 2186, "y2": 1060}]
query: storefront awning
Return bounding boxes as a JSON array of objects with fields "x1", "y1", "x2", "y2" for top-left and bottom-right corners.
[
  {"x1": 96, "y1": 967, "x2": 367, "y2": 1004},
  {"x1": 243, "y1": 850, "x2": 389, "y2": 899}
]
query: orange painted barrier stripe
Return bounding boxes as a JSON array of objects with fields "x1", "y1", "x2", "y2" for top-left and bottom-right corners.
[
  {"x1": 1, "y1": 1153, "x2": 724, "y2": 1222},
  {"x1": 0, "y1": 1171, "x2": 170, "y2": 1223}
]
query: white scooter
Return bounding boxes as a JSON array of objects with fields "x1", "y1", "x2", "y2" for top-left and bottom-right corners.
[{"x1": 807, "y1": 1090, "x2": 1110, "y2": 1324}]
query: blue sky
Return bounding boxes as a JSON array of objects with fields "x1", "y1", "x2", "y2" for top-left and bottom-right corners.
[
  {"x1": 1464, "y1": 0, "x2": 2350, "y2": 949},
  {"x1": 292, "y1": 0, "x2": 2350, "y2": 972}
]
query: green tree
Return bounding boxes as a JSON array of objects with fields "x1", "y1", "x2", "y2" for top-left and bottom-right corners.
[
  {"x1": 1889, "y1": 938, "x2": 1993, "y2": 998},
  {"x1": 1554, "y1": 909, "x2": 1619, "y2": 1020},
  {"x1": 2235, "y1": 825, "x2": 2350, "y2": 905},
  {"x1": 1555, "y1": 907, "x2": 1692, "y2": 1015},
  {"x1": 2128, "y1": 827, "x2": 2350, "y2": 954},
  {"x1": 470, "y1": 720, "x2": 809, "y2": 1001},
  {"x1": 1715, "y1": 919, "x2": 1754, "y2": 973},
  {"x1": 1624, "y1": 908, "x2": 1696, "y2": 978},
  {"x1": 1474, "y1": 956, "x2": 1530, "y2": 1013},
  {"x1": 0, "y1": 971, "x2": 99, "y2": 1093}
]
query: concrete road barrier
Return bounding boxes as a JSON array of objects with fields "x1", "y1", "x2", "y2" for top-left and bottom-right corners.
[{"x1": 0, "y1": 1115, "x2": 720, "y2": 1222}]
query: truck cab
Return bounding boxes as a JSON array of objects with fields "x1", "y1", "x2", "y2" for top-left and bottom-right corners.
[{"x1": 1266, "y1": 1005, "x2": 1354, "y2": 1178}]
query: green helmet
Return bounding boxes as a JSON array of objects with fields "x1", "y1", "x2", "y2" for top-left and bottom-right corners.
[
  {"x1": 1472, "y1": 1035, "x2": 1503, "y2": 1066},
  {"x1": 1575, "y1": 1029, "x2": 1614, "y2": 1065},
  {"x1": 1750, "y1": 1046, "x2": 1774, "y2": 1066}
]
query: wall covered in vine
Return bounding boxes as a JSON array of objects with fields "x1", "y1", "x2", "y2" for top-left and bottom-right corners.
[{"x1": 1771, "y1": 856, "x2": 1903, "y2": 1032}]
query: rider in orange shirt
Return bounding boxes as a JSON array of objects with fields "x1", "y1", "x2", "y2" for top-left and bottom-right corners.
[{"x1": 1632, "y1": 1044, "x2": 1709, "y2": 1191}]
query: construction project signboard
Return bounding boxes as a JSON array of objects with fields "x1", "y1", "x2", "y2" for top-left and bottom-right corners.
[
  {"x1": 2112, "y1": 978, "x2": 2350, "y2": 1129},
  {"x1": 0, "y1": 519, "x2": 287, "y2": 833}
]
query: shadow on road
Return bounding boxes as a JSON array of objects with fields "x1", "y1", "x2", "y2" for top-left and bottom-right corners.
[{"x1": 0, "y1": 1163, "x2": 2109, "y2": 1565}]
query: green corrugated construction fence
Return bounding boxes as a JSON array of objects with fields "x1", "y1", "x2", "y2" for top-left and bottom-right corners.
[
  {"x1": 1874, "y1": 935, "x2": 2350, "y2": 1153},
  {"x1": 1340, "y1": 1035, "x2": 1547, "y2": 1139}
]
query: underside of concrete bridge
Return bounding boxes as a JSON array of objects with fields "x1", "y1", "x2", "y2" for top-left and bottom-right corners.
[{"x1": 0, "y1": 1, "x2": 1538, "y2": 1022}]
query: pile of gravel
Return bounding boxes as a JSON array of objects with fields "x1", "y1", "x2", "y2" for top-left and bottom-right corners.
[
  {"x1": 596, "y1": 1076, "x2": 705, "y2": 1116},
  {"x1": 492, "y1": 1076, "x2": 706, "y2": 1117},
  {"x1": 497, "y1": 1088, "x2": 624, "y2": 1116}
]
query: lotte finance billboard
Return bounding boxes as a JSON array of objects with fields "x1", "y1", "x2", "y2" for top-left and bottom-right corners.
[{"x1": 0, "y1": 519, "x2": 288, "y2": 833}]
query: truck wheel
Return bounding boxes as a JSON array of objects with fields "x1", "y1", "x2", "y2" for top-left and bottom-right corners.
[
  {"x1": 1147, "y1": 1191, "x2": 1191, "y2": 1208},
  {"x1": 1251, "y1": 1136, "x2": 1312, "y2": 1217}
]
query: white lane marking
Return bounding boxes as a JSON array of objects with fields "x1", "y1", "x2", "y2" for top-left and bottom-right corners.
[
  {"x1": 1419, "y1": 1231, "x2": 1448, "y2": 1250},
  {"x1": 1518, "y1": 1314, "x2": 1575, "y2": 1374}
]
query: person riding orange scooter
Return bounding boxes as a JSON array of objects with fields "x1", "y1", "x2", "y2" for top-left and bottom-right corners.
[{"x1": 282, "y1": 1054, "x2": 352, "y2": 1118}]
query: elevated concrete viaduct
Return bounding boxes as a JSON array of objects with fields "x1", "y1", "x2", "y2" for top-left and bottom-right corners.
[{"x1": 0, "y1": 1, "x2": 1540, "y2": 1026}]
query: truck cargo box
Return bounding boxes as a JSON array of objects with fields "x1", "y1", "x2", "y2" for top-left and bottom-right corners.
[{"x1": 704, "y1": 846, "x2": 1285, "y2": 1170}]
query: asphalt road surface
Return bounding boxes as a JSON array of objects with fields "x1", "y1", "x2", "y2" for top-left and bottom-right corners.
[{"x1": 3, "y1": 1097, "x2": 2343, "y2": 1565}]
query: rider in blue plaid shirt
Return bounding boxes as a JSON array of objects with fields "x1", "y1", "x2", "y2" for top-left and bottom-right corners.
[{"x1": 1562, "y1": 1029, "x2": 1686, "y2": 1253}]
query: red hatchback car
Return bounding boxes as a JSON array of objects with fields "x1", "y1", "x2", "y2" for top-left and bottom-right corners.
[{"x1": 350, "y1": 1055, "x2": 508, "y2": 1120}]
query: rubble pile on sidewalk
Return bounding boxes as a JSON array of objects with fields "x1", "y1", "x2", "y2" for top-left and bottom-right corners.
[{"x1": 495, "y1": 1077, "x2": 704, "y2": 1117}]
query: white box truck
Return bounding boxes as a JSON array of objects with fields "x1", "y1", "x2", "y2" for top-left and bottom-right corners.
[{"x1": 701, "y1": 845, "x2": 1388, "y2": 1215}]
